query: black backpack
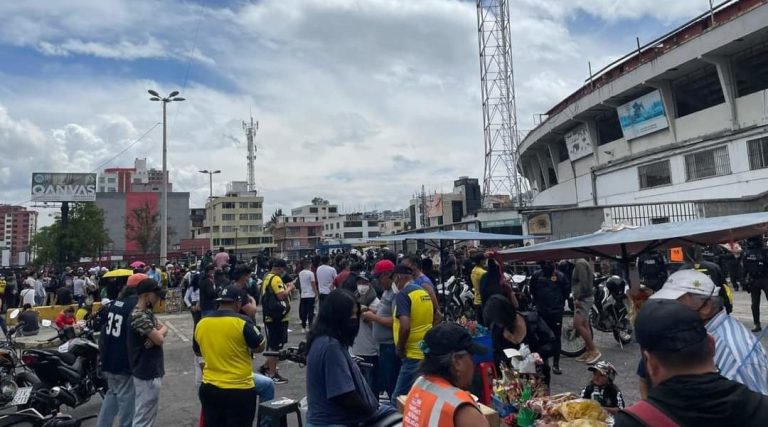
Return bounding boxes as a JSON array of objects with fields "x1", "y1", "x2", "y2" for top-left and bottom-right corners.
[{"x1": 261, "y1": 275, "x2": 290, "y2": 322}]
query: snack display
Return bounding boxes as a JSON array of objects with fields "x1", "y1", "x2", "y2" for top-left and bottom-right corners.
[{"x1": 555, "y1": 399, "x2": 608, "y2": 422}]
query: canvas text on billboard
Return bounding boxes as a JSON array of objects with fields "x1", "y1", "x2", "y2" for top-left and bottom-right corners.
[{"x1": 31, "y1": 173, "x2": 97, "y2": 202}]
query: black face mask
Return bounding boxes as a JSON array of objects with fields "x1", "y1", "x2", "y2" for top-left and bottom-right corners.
[{"x1": 341, "y1": 318, "x2": 360, "y2": 341}]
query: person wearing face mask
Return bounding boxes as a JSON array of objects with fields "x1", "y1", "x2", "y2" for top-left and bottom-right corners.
[
  {"x1": 363, "y1": 259, "x2": 400, "y2": 400},
  {"x1": 306, "y1": 289, "x2": 397, "y2": 427},
  {"x1": 402, "y1": 322, "x2": 491, "y2": 427},
  {"x1": 635, "y1": 269, "x2": 768, "y2": 397},
  {"x1": 127, "y1": 279, "x2": 167, "y2": 427},
  {"x1": 482, "y1": 294, "x2": 557, "y2": 387},
  {"x1": 351, "y1": 273, "x2": 381, "y2": 397}
]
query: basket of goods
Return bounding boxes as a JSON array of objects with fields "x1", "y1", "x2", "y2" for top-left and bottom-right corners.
[
  {"x1": 529, "y1": 394, "x2": 612, "y2": 426},
  {"x1": 492, "y1": 362, "x2": 548, "y2": 426}
]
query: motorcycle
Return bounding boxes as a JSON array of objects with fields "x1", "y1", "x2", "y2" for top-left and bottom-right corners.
[
  {"x1": 560, "y1": 275, "x2": 633, "y2": 357},
  {"x1": 0, "y1": 310, "x2": 42, "y2": 408},
  {"x1": 436, "y1": 276, "x2": 475, "y2": 321},
  {"x1": 20, "y1": 319, "x2": 105, "y2": 415},
  {"x1": 0, "y1": 407, "x2": 96, "y2": 427},
  {"x1": 263, "y1": 343, "x2": 403, "y2": 427}
]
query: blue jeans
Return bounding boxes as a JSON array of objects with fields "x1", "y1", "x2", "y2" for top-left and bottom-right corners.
[
  {"x1": 378, "y1": 344, "x2": 401, "y2": 400},
  {"x1": 391, "y1": 358, "x2": 420, "y2": 405},
  {"x1": 253, "y1": 373, "x2": 275, "y2": 427},
  {"x1": 132, "y1": 377, "x2": 161, "y2": 427},
  {"x1": 97, "y1": 372, "x2": 135, "y2": 427}
]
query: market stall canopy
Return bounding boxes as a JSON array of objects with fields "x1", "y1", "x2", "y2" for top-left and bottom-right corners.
[
  {"x1": 102, "y1": 268, "x2": 135, "y2": 278},
  {"x1": 370, "y1": 229, "x2": 531, "y2": 242},
  {"x1": 496, "y1": 211, "x2": 768, "y2": 262}
]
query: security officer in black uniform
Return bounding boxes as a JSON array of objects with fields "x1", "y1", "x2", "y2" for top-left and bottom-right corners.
[
  {"x1": 743, "y1": 236, "x2": 768, "y2": 332},
  {"x1": 637, "y1": 250, "x2": 667, "y2": 292}
]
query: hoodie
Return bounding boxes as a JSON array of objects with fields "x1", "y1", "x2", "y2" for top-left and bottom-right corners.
[{"x1": 615, "y1": 373, "x2": 768, "y2": 427}]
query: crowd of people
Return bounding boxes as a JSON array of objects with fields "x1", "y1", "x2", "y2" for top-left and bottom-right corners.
[{"x1": 11, "y1": 237, "x2": 768, "y2": 427}]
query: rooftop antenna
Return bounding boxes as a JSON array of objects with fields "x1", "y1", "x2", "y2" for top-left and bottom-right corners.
[{"x1": 242, "y1": 115, "x2": 259, "y2": 193}]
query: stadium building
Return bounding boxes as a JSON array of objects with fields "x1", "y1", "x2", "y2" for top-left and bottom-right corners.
[{"x1": 519, "y1": 0, "x2": 768, "y2": 239}]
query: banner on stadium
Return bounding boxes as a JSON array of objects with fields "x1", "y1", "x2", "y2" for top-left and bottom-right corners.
[
  {"x1": 31, "y1": 173, "x2": 97, "y2": 202},
  {"x1": 617, "y1": 90, "x2": 669, "y2": 140},
  {"x1": 564, "y1": 124, "x2": 594, "y2": 161}
]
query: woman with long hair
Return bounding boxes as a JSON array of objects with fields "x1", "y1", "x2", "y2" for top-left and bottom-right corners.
[{"x1": 306, "y1": 289, "x2": 395, "y2": 427}]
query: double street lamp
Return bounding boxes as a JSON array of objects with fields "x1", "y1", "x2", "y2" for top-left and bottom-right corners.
[
  {"x1": 148, "y1": 89, "x2": 186, "y2": 266},
  {"x1": 199, "y1": 169, "x2": 221, "y2": 252}
]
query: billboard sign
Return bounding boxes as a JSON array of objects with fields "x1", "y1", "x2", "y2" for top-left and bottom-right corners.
[
  {"x1": 617, "y1": 90, "x2": 669, "y2": 140},
  {"x1": 31, "y1": 173, "x2": 97, "y2": 202},
  {"x1": 564, "y1": 124, "x2": 594, "y2": 161}
]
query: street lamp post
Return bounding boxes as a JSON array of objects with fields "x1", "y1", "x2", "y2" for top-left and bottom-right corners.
[
  {"x1": 149, "y1": 90, "x2": 186, "y2": 266},
  {"x1": 198, "y1": 169, "x2": 221, "y2": 253}
]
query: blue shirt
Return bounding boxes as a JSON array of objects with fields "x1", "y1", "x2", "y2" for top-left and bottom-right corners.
[
  {"x1": 100, "y1": 295, "x2": 139, "y2": 375},
  {"x1": 707, "y1": 310, "x2": 768, "y2": 395},
  {"x1": 413, "y1": 274, "x2": 434, "y2": 293},
  {"x1": 306, "y1": 336, "x2": 378, "y2": 425}
]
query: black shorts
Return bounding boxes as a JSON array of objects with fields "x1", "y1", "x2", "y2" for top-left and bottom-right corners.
[{"x1": 266, "y1": 322, "x2": 288, "y2": 351}]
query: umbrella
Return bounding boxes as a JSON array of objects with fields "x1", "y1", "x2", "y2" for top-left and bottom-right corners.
[
  {"x1": 130, "y1": 261, "x2": 146, "y2": 268},
  {"x1": 495, "y1": 211, "x2": 768, "y2": 279},
  {"x1": 102, "y1": 269, "x2": 135, "y2": 278}
]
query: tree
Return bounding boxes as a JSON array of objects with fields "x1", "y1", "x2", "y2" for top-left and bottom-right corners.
[
  {"x1": 125, "y1": 201, "x2": 160, "y2": 255},
  {"x1": 311, "y1": 197, "x2": 329, "y2": 205},
  {"x1": 267, "y1": 208, "x2": 284, "y2": 226},
  {"x1": 31, "y1": 203, "x2": 111, "y2": 266}
]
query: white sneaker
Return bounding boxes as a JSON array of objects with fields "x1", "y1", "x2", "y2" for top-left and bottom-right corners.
[{"x1": 301, "y1": 328, "x2": 306, "y2": 333}]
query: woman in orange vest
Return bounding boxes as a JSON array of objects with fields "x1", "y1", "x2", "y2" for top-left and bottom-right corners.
[{"x1": 402, "y1": 323, "x2": 490, "y2": 427}]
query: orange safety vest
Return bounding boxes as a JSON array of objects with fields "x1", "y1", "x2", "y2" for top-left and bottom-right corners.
[{"x1": 403, "y1": 375, "x2": 479, "y2": 427}]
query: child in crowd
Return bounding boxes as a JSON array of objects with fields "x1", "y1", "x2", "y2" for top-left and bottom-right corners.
[{"x1": 580, "y1": 361, "x2": 625, "y2": 414}]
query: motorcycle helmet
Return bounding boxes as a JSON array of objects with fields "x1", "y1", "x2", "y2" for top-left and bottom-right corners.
[{"x1": 606, "y1": 275, "x2": 625, "y2": 296}]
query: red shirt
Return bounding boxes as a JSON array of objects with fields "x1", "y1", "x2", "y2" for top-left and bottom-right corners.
[{"x1": 55, "y1": 312, "x2": 76, "y2": 329}]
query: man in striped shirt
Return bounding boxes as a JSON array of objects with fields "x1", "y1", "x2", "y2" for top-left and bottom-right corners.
[{"x1": 649, "y1": 269, "x2": 768, "y2": 395}]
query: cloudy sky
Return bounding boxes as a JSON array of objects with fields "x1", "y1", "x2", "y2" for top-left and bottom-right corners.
[{"x1": 0, "y1": 0, "x2": 716, "y2": 225}]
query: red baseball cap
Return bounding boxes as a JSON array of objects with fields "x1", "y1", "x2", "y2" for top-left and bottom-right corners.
[
  {"x1": 372, "y1": 260, "x2": 395, "y2": 275},
  {"x1": 127, "y1": 273, "x2": 149, "y2": 287}
]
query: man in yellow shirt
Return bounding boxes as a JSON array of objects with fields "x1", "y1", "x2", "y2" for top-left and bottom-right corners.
[
  {"x1": 392, "y1": 264, "x2": 434, "y2": 403},
  {"x1": 259, "y1": 259, "x2": 295, "y2": 384},
  {"x1": 195, "y1": 285, "x2": 266, "y2": 426},
  {"x1": 470, "y1": 252, "x2": 487, "y2": 324}
]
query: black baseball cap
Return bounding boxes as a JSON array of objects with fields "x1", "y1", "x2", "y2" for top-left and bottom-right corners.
[
  {"x1": 393, "y1": 264, "x2": 414, "y2": 275},
  {"x1": 217, "y1": 285, "x2": 245, "y2": 303},
  {"x1": 635, "y1": 299, "x2": 707, "y2": 352},
  {"x1": 272, "y1": 259, "x2": 287, "y2": 269},
  {"x1": 422, "y1": 323, "x2": 488, "y2": 357},
  {"x1": 136, "y1": 278, "x2": 167, "y2": 299}
]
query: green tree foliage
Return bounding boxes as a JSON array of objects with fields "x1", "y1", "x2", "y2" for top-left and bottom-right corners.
[
  {"x1": 31, "y1": 203, "x2": 111, "y2": 266},
  {"x1": 311, "y1": 197, "x2": 329, "y2": 205},
  {"x1": 267, "y1": 208, "x2": 284, "y2": 226}
]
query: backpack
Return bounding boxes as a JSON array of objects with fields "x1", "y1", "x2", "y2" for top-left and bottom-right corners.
[{"x1": 261, "y1": 275, "x2": 290, "y2": 322}]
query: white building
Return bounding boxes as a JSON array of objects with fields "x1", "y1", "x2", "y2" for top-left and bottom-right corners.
[
  {"x1": 322, "y1": 213, "x2": 381, "y2": 245},
  {"x1": 518, "y1": 1, "x2": 768, "y2": 239}
]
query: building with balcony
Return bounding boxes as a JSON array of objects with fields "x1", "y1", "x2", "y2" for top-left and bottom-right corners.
[
  {"x1": 195, "y1": 181, "x2": 274, "y2": 257},
  {"x1": 517, "y1": 0, "x2": 768, "y2": 239},
  {"x1": 0, "y1": 205, "x2": 37, "y2": 266},
  {"x1": 98, "y1": 158, "x2": 171, "y2": 193}
]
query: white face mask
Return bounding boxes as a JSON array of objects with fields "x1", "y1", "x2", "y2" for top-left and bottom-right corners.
[
  {"x1": 391, "y1": 283, "x2": 399, "y2": 294},
  {"x1": 357, "y1": 285, "x2": 370, "y2": 295}
]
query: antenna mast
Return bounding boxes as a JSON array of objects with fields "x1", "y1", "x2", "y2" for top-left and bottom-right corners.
[
  {"x1": 477, "y1": 0, "x2": 527, "y2": 206},
  {"x1": 242, "y1": 116, "x2": 258, "y2": 193}
]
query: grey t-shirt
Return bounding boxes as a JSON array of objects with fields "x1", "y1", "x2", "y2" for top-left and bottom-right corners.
[
  {"x1": 372, "y1": 290, "x2": 395, "y2": 345},
  {"x1": 352, "y1": 298, "x2": 379, "y2": 356}
]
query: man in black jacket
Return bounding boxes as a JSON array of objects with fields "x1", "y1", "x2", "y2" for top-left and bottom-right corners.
[
  {"x1": 615, "y1": 299, "x2": 768, "y2": 427},
  {"x1": 530, "y1": 261, "x2": 570, "y2": 374}
]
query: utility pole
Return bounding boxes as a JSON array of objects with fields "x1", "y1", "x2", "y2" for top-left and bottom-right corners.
[
  {"x1": 199, "y1": 169, "x2": 221, "y2": 253},
  {"x1": 243, "y1": 117, "x2": 259, "y2": 193},
  {"x1": 148, "y1": 90, "x2": 185, "y2": 265}
]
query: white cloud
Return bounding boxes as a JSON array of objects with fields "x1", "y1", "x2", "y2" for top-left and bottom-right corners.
[{"x1": 0, "y1": 0, "x2": 715, "y2": 226}]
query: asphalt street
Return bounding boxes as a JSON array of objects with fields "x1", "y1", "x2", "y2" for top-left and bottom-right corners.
[{"x1": 64, "y1": 290, "x2": 768, "y2": 426}]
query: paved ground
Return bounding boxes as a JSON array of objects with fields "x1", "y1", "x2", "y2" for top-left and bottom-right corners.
[{"x1": 60, "y1": 290, "x2": 768, "y2": 426}]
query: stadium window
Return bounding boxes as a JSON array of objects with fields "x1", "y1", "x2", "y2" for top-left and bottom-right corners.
[
  {"x1": 222, "y1": 202, "x2": 235, "y2": 209},
  {"x1": 747, "y1": 137, "x2": 768, "y2": 170},
  {"x1": 684, "y1": 146, "x2": 731, "y2": 181},
  {"x1": 638, "y1": 160, "x2": 672, "y2": 189},
  {"x1": 221, "y1": 214, "x2": 235, "y2": 221}
]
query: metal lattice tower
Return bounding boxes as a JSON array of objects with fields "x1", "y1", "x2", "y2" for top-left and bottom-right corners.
[
  {"x1": 477, "y1": 0, "x2": 526, "y2": 206},
  {"x1": 242, "y1": 116, "x2": 258, "y2": 193}
]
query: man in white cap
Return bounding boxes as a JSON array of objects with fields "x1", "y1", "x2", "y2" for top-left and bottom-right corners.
[{"x1": 645, "y1": 269, "x2": 768, "y2": 395}]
